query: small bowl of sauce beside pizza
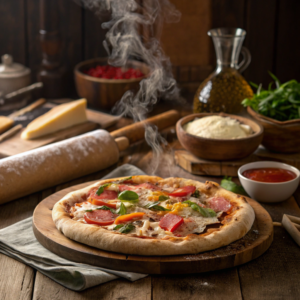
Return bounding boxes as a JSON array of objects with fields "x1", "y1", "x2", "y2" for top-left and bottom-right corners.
[{"x1": 238, "y1": 161, "x2": 300, "y2": 203}]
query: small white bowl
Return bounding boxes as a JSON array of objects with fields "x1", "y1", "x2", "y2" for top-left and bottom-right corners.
[{"x1": 238, "y1": 161, "x2": 300, "y2": 203}]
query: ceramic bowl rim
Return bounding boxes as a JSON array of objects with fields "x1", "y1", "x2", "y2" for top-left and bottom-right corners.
[
  {"x1": 238, "y1": 161, "x2": 300, "y2": 186},
  {"x1": 178, "y1": 112, "x2": 264, "y2": 142},
  {"x1": 74, "y1": 58, "x2": 148, "y2": 84}
]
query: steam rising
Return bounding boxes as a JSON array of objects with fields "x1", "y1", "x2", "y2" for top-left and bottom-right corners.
[{"x1": 80, "y1": 0, "x2": 181, "y2": 174}]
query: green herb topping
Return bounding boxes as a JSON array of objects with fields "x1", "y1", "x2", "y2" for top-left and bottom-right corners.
[
  {"x1": 220, "y1": 176, "x2": 248, "y2": 196},
  {"x1": 191, "y1": 190, "x2": 200, "y2": 198},
  {"x1": 144, "y1": 201, "x2": 171, "y2": 211},
  {"x1": 118, "y1": 190, "x2": 139, "y2": 201},
  {"x1": 96, "y1": 183, "x2": 111, "y2": 196},
  {"x1": 183, "y1": 200, "x2": 216, "y2": 217},
  {"x1": 158, "y1": 195, "x2": 169, "y2": 201},
  {"x1": 119, "y1": 224, "x2": 135, "y2": 234},
  {"x1": 113, "y1": 224, "x2": 124, "y2": 230},
  {"x1": 116, "y1": 202, "x2": 127, "y2": 215}
]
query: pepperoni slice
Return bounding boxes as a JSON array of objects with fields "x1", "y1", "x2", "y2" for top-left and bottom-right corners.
[
  {"x1": 168, "y1": 186, "x2": 196, "y2": 197},
  {"x1": 89, "y1": 188, "x2": 118, "y2": 200},
  {"x1": 159, "y1": 213, "x2": 184, "y2": 232},
  {"x1": 84, "y1": 210, "x2": 117, "y2": 226},
  {"x1": 208, "y1": 197, "x2": 231, "y2": 212},
  {"x1": 88, "y1": 188, "x2": 118, "y2": 208}
]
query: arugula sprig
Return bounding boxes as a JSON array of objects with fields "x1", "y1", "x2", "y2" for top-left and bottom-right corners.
[
  {"x1": 144, "y1": 201, "x2": 171, "y2": 211},
  {"x1": 183, "y1": 200, "x2": 216, "y2": 218},
  {"x1": 113, "y1": 224, "x2": 135, "y2": 233},
  {"x1": 242, "y1": 72, "x2": 300, "y2": 121}
]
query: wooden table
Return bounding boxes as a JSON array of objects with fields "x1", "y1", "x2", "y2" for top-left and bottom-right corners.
[{"x1": 1, "y1": 118, "x2": 300, "y2": 300}]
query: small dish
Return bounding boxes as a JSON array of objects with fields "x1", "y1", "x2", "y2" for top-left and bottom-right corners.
[
  {"x1": 176, "y1": 113, "x2": 263, "y2": 161},
  {"x1": 238, "y1": 161, "x2": 300, "y2": 203}
]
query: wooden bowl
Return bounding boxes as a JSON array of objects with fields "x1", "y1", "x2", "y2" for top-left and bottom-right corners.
[
  {"x1": 247, "y1": 107, "x2": 300, "y2": 153},
  {"x1": 176, "y1": 113, "x2": 264, "y2": 161},
  {"x1": 74, "y1": 58, "x2": 149, "y2": 110}
]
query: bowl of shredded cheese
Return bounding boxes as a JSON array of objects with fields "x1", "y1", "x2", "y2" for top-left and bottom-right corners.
[{"x1": 176, "y1": 113, "x2": 263, "y2": 161}]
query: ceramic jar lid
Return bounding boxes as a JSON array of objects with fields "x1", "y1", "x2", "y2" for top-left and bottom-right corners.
[{"x1": 0, "y1": 54, "x2": 30, "y2": 78}]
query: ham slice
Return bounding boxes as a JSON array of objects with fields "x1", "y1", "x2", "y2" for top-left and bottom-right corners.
[{"x1": 208, "y1": 197, "x2": 231, "y2": 212}]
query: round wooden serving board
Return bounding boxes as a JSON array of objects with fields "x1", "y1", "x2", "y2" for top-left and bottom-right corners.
[{"x1": 33, "y1": 180, "x2": 274, "y2": 275}]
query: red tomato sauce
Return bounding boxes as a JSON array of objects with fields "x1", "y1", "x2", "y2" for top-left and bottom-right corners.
[{"x1": 242, "y1": 168, "x2": 297, "y2": 183}]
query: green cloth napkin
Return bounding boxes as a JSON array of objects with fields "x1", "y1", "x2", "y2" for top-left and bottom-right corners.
[{"x1": 0, "y1": 164, "x2": 148, "y2": 291}]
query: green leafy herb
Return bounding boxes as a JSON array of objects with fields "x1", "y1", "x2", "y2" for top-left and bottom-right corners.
[
  {"x1": 220, "y1": 176, "x2": 248, "y2": 196},
  {"x1": 85, "y1": 209, "x2": 93, "y2": 212},
  {"x1": 118, "y1": 190, "x2": 139, "y2": 201},
  {"x1": 242, "y1": 72, "x2": 300, "y2": 121},
  {"x1": 113, "y1": 224, "x2": 124, "y2": 230},
  {"x1": 183, "y1": 200, "x2": 216, "y2": 217},
  {"x1": 119, "y1": 224, "x2": 135, "y2": 234},
  {"x1": 191, "y1": 190, "x2": 200, "y2": 198},
  {"x1": 96, "y1": 183, "x2": 110, "y2": 196},
  {"x1": 158, "y1": 195, "x2": 169, "y2": 201},
  {"x1": 116, "y1": 202, "x2": 127, "y2": 215},
  {"x1": 96, "y1": 206, "x2": 116, "y2": 213},
  {"x1": 144, "y1": 201, "x2": 171, "y2": 211}
]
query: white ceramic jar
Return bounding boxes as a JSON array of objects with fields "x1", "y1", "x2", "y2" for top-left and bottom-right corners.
[{"x1": 0, "y1": 54, "x2": 31, "y2": 96}]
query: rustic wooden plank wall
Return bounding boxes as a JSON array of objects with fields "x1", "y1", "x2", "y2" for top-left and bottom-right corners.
[{"x1": 0, "y1": 0, "x2": 298, "y2": 96}]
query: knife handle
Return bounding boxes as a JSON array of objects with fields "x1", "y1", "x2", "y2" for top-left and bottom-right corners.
[{"x1": 110, "y1": 110, "x2": 180, "y2": 145}]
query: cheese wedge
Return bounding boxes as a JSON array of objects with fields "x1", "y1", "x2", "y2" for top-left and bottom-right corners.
[
  {"x1": 0, "y1": 116, "x2": 14, "y2": 134},
  {"x1": 21, "y1": 99, "x2": 88, "y2": 140}
]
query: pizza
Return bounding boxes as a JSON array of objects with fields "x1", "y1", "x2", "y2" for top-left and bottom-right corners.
[{"x1": 52, "y1": 175, "x2": 255, "y2": 256}]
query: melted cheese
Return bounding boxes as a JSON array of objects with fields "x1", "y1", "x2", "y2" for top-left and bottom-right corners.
[{"x1": 21, "y1": 99, "x2": 88, "y2": 140}]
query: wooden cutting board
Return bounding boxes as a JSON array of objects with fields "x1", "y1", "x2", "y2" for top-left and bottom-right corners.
[
  {"x1": 32, "y1": 180, "x2": 273, "y2": 275},
  {"x1": 0, "y1": 105, "x2": 120, "y2": 158},
  {"x1": 175, "y1": 147, "x2": 300, "y2": 176}
]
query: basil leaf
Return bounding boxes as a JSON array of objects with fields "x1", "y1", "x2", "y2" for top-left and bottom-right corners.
[
  {"x1": 96, "y1": 206, "x2": 116, "y2": 214},
  {"x1": 183, "y1": 201, "x2": 216, "y2": 217},
  {"x1": 116, "y1": 202, "x2": 127, "y2": 215},
  {"x1": 158, "y1": 195, "x2": 169, "y2": 201},
  {"x1": 113, "y1": 224, "x2": 124, "y2": 230},
  {"x1": 119, "y1": 224, "x2": 135, "y2": 234},
  {"x1": 96, "y1": 183, "x2": 110, "y2": 196},
  {"x1": 221, "y1": 176, "x2": 248, "y2": 196},
  {"x1": 85, "y1": 209, "x2": 93, "y2": 212},
  {"x1": 118, "y1": 190, "x2": 139, "y2": 201},
  {"x1": 144, "y1": 201, "x2": 171, "y2": 211},
  {"x1": 191, "y1": 190, "x2": 200, "y2": 198}
]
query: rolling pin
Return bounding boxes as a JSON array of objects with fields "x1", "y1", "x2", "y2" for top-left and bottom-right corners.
[{"x1": 0, "y1": 110, "x2": 179, "y2": 204}]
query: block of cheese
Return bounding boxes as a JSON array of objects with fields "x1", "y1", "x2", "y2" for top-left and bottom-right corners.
[
  {"x1": 0, "y1": 116, "x2": 14, "y2": 134},
  {"x1": 21, "y1": 99, "x2": 88, "y2": 140}
]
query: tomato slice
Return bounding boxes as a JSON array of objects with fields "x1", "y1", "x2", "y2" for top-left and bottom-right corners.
[
  {"x1": 84, "y1": 210, "x2": 116, "y2": 226},
  {"x1": 168, "y1": 186, "x2": 196, "y2": 197},
  {"x1": 159, "y1": 213, "x2": 184, "y2": 232}
]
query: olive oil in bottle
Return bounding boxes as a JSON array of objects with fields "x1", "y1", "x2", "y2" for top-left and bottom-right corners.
[{"x1": 194, "y1": 28, "x2": 253, "y2": 114}]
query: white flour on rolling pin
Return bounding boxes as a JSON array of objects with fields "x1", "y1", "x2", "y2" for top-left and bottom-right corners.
[{"x1": 0, "y1": 130, "x2": 119, "y2": 204}]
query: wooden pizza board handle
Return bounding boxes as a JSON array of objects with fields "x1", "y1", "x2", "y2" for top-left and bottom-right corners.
[{"x1": 110, "y1": 110, "x2": 180, "y2": 145}]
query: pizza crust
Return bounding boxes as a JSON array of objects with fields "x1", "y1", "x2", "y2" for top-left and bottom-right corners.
[{"x1": 52, "y1": 176, "x2": 255, "y2": 256}]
